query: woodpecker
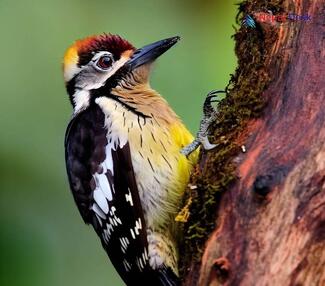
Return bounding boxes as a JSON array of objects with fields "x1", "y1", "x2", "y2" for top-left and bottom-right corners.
[{"x1": 63, "y1": 34, "x2": 218, "y2": 286}]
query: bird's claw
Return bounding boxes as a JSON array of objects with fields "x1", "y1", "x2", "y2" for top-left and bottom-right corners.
[
  {"x1": 181, "y1": 90, "x2": 226, "y2": 157},
  {"x1": 203, "y1": 89, "x2": 224, "y2": 117}
]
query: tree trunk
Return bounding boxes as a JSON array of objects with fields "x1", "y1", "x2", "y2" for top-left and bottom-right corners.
[{"x1": 181, "y1": 0, "x2": 325, "y2": 285}]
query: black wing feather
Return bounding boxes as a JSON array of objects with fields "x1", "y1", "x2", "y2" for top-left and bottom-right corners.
[{"x1": 65, "y1": 104, "x2": 175, "y2": 285}]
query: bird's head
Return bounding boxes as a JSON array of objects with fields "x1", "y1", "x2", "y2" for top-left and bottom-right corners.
[{"x1": 63, "y1": 34, "x2": 180, "y2": 112}]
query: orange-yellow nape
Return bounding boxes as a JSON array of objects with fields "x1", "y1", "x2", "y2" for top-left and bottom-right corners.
[{"x1": 63, "y1": 36, "x2": 99, "y2": 82}]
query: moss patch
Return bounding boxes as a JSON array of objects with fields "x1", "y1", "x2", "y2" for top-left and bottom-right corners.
[{"x1": 180, "y1": 0, "x2": 284, "y2": 275}]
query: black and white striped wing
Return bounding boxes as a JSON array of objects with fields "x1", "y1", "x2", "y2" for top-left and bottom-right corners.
[{"x1": 64, "y1": 105, "x2": 151, "y2": 284}]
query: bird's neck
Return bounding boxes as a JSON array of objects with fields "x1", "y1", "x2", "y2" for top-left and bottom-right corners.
[{"x1": 111, "y1": 83, "x2": 180, "y2": 126}]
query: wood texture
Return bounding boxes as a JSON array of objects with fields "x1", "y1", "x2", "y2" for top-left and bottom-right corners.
[{"x1": 184, "y1": 0, "x2": 325, "y2": 285}]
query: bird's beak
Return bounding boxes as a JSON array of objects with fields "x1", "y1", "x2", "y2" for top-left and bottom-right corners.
[{"x1": 126, "y1": 36, "x2": 180, "y2": 71}]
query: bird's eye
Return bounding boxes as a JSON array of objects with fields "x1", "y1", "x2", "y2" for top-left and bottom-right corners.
[{"x1": 96, "y1": 55, "x2": 113, "y2": 70}]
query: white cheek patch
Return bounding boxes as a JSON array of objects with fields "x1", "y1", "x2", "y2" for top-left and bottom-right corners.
[
  {"x1": 64, "y1": 64, "x2": 81, "y2": 82},
  {"x1": 73, "y1": 89, "x2": 90, "y2": 113},
  {"x1": 70, "y1": 52, "x2": 132, "y2": 114},
  {"x1": 71, "y1": 54, "x2": 131, "y2": 113}
]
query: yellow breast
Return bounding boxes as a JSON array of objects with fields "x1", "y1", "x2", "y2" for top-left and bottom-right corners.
[{"x1": 95, "y1": 96, "x2": 197, "y2": 228}]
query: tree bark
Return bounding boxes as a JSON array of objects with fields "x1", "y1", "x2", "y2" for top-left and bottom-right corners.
[{"x1": 182, "y1": 0, "x2": 325, "y2": 285}]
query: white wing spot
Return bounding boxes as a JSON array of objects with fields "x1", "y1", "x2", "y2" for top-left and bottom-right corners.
[
  {"x1": 119, "y1": 237, "x2": 129, "y2": 253},
  {"x1": 102, "y1": 223, "x2": 114, "y2": 243},
  {"x1": 94, "y1": 173, "x2": 112, "y2": 201},
  {"x1": 130, "y1": 229, "x2": 136, "y2": 239},
  {"x1": 123, "y1": 259, "x2": 131, "y2": 272},
  {"x1": 125, "y1": 188, "x2": 134, "y2": 206},
  {"x1": 134, "y1": 218, "x2": 142, "y2": 235},
  {"x1": 106, "y1": 223, "x2": 114, "y2": 236},
  {"x1": 142, "y1": 249, "x2": 148, "y2": 263},
  {"x1": 144, "y1": 248, "x2": 148, "y2": 260},
  {"x1": 109, "y1": 206, "x2": 122, "y2": 225},
  {"x1": 136, "y1": 256, "x2": 146, "y2": 271},
  {"x1": 92, "y1": 203, "x2": 106, "y2": 219},
  {"x1": 91, "y1": 140, "x2": 115, "y2": 216},
  {"x1": 95, "y1": 214, "x2": 103, "y2": 227},
  {"x1": 109, "y1": 217, "x2": 115, "y2": 226},
  {"x1": 93, "y1": 188, "x2": 109, "y2": 214},
  {"x1": 104, "y1": 142, "x2": 114, "y2": 176},
  {"x1": 102, "y1": 230, "x2": 109, "y2": 243}
]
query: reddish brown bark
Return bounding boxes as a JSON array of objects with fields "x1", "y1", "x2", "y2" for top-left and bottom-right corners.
[{"x1": 184, "y1": 0, "x2": 325, "y2": 285}]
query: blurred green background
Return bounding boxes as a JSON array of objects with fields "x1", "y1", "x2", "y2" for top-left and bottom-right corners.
[{"x1": 0, "y1": 1, "x2": 237, "y2": 285}]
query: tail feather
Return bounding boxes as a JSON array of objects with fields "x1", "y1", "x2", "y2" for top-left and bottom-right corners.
[
  {"x1": 156, "y1": 267, "x2": 180, "y2": 286},
  {"x1": 126, "y1": 266, "x2": 179, "y2": 285}
]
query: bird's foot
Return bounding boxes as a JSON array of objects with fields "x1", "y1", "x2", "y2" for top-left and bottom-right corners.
[
  {"x1": 175, "y1": 196, "x2": 192, "y2": 222},
  {"x1": 180, "y1": 90, "x2": 226, "y2": 157}
]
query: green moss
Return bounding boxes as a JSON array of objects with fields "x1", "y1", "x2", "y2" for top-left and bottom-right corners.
[{"x1": 180, "y1": 0, "x2": 284, "y2": 276}]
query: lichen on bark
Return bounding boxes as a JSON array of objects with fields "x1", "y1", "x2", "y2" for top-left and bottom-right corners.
[{"x1": 180, "y1": 0, "x2": 285, "y2": 277}]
